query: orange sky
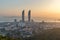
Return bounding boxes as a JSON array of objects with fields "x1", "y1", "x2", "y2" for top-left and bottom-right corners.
[{"x1": 0, "y1": 0, "x2": 60, "y2": 20}]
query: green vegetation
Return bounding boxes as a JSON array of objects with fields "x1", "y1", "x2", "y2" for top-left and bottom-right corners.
[
  {"x1": 0, "y1": 35, "x2": 21, "y2": 40},
  {"x1": 0, "y1": 28, "x2": 60, "y2": 40}
]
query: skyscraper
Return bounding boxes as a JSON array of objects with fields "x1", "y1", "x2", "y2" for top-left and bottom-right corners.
[
  {"x1": 28, "y1": 10, "x2": 31, "y2": 22},
  {"x1": 22, "y1": 10, "x2": 25, "y2": 22}
]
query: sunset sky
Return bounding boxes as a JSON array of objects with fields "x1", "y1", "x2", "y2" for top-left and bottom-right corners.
[{"x1": 0, "y1": 0, "x2": 60, "y2": 20}]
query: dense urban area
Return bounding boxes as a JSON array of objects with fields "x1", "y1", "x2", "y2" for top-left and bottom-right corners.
[{"x1": 0, "y1": 10, "x2": 60, "y2": 40}]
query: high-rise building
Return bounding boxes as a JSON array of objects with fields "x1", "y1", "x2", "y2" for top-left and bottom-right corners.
[
  {"x1": 14, "y1": 19, "x2": 18, "y2": 27},
  {"x1": 22, "y1": 10, "x2": 25, "y2": 22},
  {"x1": 14, "y1": 19, "x2": 17, "y2": 22},
  {"x1": 28, "y1": 10, "x2": 31, "y2": 22}
]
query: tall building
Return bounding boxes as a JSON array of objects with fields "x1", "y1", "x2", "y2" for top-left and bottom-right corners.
[
  {"x1": 28, "y1": 10, "x2": 31, "y2": 22},
  {"x1": 22, "y1": 10, "x2": 25, "y2": 22},
  {"x1": 14, "y1": 19, "x2": 17, "y2": 22},
  {"x1": 14, "y1": 19, "x2": 18, "y2": 27}
]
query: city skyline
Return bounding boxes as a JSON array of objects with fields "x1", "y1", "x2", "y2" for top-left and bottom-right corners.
[{"x1": 0, "y1": 0, "x2": 60, "y2": 20}]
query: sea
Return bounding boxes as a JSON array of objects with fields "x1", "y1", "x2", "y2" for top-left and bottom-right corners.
[{"x1": 0, "y1": 16, "x2": 60, "y2": 22}]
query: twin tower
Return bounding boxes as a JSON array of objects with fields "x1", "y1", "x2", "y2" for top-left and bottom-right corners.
[{"x1": 22, "y1": 10, "x2": 31, "y2": 22}]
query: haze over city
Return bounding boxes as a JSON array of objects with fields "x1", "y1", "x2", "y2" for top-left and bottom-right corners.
[
  {"x1": 0, "y1": 0, "x2": 60, "y2": 21},
  {"x1": 1, "y1": 0, "x2": 60, "y2": 40}
]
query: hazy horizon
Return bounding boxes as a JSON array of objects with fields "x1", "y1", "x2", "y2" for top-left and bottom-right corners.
[{"x1": 0, "y1": 0, "x2": 60, "y2": 21}]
